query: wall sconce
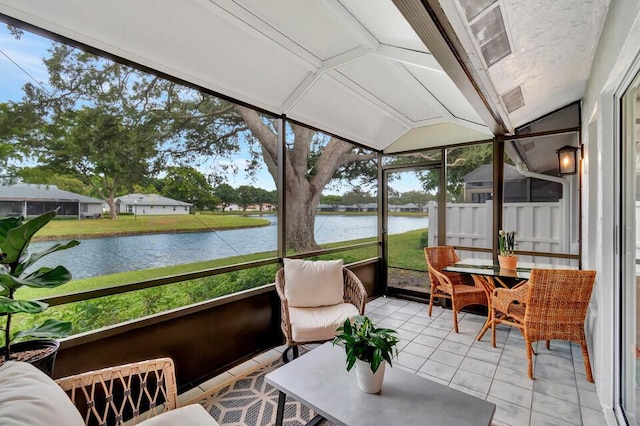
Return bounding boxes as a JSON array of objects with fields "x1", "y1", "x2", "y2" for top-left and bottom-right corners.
[{"x1": 557, "y1": 145, "x2": 581, "y2": 176}]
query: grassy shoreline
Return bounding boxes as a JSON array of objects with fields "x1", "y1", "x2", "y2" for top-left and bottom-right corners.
[
  {"x1": 18, "y1": 230, "x2": 426, "y2": 299},
  {"x1": 33, "y1": 211, "x2": 427, "y2": 241},
  {"x1": 33, "y1": 214, "x2": 271, "y2": 241}
]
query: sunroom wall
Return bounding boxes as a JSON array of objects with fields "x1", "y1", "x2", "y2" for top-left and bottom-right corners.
[{"x1": 581, "y1": 0, "x2": 640, "y2": 423}]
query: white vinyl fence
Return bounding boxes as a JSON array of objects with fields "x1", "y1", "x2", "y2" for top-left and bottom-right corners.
[{"x1": 428, "y1": 200, "x2": 577, "y2": 265}]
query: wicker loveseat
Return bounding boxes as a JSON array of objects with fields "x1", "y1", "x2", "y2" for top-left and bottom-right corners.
[{"x1": 0, "y1": 357, "x2": 217, "y2": 426}]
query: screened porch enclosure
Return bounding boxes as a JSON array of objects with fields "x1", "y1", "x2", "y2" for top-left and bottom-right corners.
[
  {"x1": 0, "y1": 0, "x2": 584, "y2": 368},
  {"x1": 0, "y1": 0, "x2": 629, "y2": 424}
]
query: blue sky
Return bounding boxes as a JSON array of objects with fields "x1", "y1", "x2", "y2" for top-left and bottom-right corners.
[
  {"x1": 0, "y1": 27, "x2": 50, "y2": 102},
  {"x1": 0, "y1": 25, "x2": 421, "y2": 195}
]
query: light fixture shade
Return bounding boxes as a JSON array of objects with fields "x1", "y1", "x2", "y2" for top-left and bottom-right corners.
[{"x1": 557, "y1": 145, "x2": 579, "y2": 175}]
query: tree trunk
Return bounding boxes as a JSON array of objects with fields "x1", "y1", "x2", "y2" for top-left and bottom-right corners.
[
  {"x1": 107, "y1": 192, "x2": 117, "y2": 220},
  {"x1": 286, "y1": 179, "x2": 321, "y2": 252}
]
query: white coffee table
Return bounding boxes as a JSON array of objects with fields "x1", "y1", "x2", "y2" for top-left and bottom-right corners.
[{"x1": 265, "y1": 342, "x2": 495, "y2": 426}]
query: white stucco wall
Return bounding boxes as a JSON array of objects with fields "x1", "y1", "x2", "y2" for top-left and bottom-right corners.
[{"x1": 581, "y1": 2, "x2": 640, "y2": 423}]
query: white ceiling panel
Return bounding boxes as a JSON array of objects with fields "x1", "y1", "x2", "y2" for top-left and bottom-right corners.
[
  {"x1": 0, "y1": 0, "x2": 497, "y2": 152},
  {"x1": 0, "y1": 0, "x2": 312, "y2": 110},
  {"x1": 229, "y1": 0, "x2": 361, "y2": 61},
  {"x1": 406, "y1": 65, "x2": 484, "y2": 124},
  {"x1": 338, "y1": 56, "x2": 442, "y2": 123},
  {"x1": 339, "y1": 0, "x2": 430, "y2": 52},
  {"x1": 385, "y1": 123, "x2": 493, "y2": 153},
  {"x1": 290, "y1": 74, "x2": 407, "y2": 149}
]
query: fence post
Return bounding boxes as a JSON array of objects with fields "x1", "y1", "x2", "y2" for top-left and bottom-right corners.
[
  {"x1": 428, "y1": 201, "x2": 437, "y2": 247},
  {"x1": 485, "y1": 200, "x2": 493, "y2": 251}
]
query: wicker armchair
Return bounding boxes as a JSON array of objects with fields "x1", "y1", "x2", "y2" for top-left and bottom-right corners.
[
  {"x1": 275, "y1": 265, "x2": 367, "y2": 362},
  {"x1": 55, "y1": 358, "x2": 216, "y2": 425},
  {"x1": 490, "y1": 269, "x2": 597, "y2": 381},
  {"x1": 425, "y1": 246, "x2": 487, "y2": 333}
]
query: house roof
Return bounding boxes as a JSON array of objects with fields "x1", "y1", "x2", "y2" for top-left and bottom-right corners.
[
  {"x1": 463, "y1": 164, "x2": 523, "y2": 184},
  {"x1": 0, "y1": 183, "x2": 104, "y2": 203},
  {"x1": 116, "y1": 194, "x2": 193, "y2": 207}
]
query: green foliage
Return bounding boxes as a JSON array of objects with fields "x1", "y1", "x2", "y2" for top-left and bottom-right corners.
[
  {"x1": 498, "y1": 230, "x2": 516, "y2": 256},
  {"x1": 213, "y1": 183, "x2": 238, "y2": 211},
  {"x1": 333, "y1": 315, "x2": 399, "y2": 373},
  {"x1": 7, "y1": 265, "x2": 278, "y2": 342},
  {"x1": 160, "y1": 166, "x2": 219, "y2": 211},
  {"x1": 0, "y1": 211, "x2": 78, "y2": 357},
  {"x1": 321, "y1": 194, "x2": 343, "y2": 209},
  {"x1": 419, "y1": 230, "x2": 429, "y2": 248},
  {"x1": 341, "y1": 188, "x2": 375, "y2": 211},
  {"x1": 418, "y1": 144, "x2": 493, "y2": 202},
  {"x1": 396, "y1": 190, "x2": 434, "y2": 210}
]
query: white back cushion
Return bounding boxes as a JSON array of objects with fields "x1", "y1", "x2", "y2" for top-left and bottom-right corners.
[
  {"x1": 0, "y1": 361, "x2": 84, "y2": 426},
  {"x1": 284, "y1": 258, "x2": 344, "y2": 307}
]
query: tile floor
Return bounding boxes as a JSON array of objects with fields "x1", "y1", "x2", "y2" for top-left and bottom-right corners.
[{"x1": 179, "y1": 296, "x2": 606, "y2": 426}]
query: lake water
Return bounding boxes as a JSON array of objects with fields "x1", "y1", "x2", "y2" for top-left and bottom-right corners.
[{"x1": 30, "y1": 215, "x2": 428, "y2": 279}]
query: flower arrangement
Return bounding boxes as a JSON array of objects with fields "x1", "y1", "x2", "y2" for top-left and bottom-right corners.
[{"x1": 498, "y1": 230, "x2": 516, "y2": 256}]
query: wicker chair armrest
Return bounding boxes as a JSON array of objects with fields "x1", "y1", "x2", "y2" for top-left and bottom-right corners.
[
  {"x1": 274, "y1": 267, "x2": 293, "y2": 344},
  {"x1": 55, "y1": 357, "x2": 178, "y2": 426},
  {"x1": 275, "y1": 268, "x2": 286, "y2": 301},
  {"x1": 343, "y1": 268, "x2": 368, "y2": 314},
  {"x1": 492, "y1": 283, "x2": 530, "y2": 314},
  {"x1": 428, "y1": 266, "x2": 454, "y2": 294}
]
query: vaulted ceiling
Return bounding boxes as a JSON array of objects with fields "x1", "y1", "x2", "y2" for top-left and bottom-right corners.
[{"x1": 0, "y1": 0, "x2": 610, "y2": 155}]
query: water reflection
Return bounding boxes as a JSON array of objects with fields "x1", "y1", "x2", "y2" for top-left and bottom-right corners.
[{"x1": 30, "y1": 215, "x2": 427, "y2": 279}]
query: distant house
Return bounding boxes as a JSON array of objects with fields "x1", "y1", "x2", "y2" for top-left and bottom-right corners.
[
  {"x1": 463, "y1": 164, "x2": 562, "y2": 203},
  {"x1": 115, "y1": 194, "x2": 192, "y2": 215},
  {"x1": 0, "y1": 183, "x2": 104, "y2": 218}
]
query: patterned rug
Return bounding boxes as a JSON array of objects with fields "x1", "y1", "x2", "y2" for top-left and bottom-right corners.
[{"x1": 191, "y1": 351, "x2": 334, "y2": 426}]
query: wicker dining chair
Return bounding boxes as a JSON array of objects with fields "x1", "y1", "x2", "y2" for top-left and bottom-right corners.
[
  {"x1": 275, "y1": 264, "x2": 367, "y2": 362},
  {"x1": 55, "y1": 358, "x2": 180, "y2": 425},
  {"x1": 424, "y1": 246, "x2": 487, "y2": 333},
  {"x1": 491, "y1": 269, "x2": 597, "y2": 381}
]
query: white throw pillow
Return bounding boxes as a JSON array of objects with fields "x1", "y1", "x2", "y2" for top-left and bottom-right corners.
[
  {"x1": 283, "y1": 258, "x2": 344, "y2": 307},
  {"x1": 138, "y1": 404, "x2": 218, "y2": 425},
  {"x1": 0, "y1": 361, "x2": 84, "y2": 426}
]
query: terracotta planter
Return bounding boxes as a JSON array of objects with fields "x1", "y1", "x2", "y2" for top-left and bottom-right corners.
[
  {"x1": 355, "y1": 358, "x2": 386, "y2": 393},
  {"x1": 498, "y1": 255, "x2": 518, "y2": 270},
  {"x1": 0, "y1": 339, "x2": 60, "y2": 377}
]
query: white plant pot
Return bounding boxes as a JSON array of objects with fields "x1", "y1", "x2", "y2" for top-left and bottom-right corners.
[{"x1": 354, "y1": 358, "x2": 386, "y2": 394}]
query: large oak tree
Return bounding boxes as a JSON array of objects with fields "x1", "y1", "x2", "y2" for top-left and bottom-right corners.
[{"x1": 10, "y1": 40, "x2": 375, "y2": 251}]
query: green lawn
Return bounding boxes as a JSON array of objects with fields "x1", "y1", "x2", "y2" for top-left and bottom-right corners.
[
  {"x1": 35, "y1": 214, "x2": 270, "y2": 240},
  {"x1": 9, "y1": 229, "x2": 427, "y2": 343},
  {"x1": 18, "y1": 230, "x2": 426, "y2": 299}
]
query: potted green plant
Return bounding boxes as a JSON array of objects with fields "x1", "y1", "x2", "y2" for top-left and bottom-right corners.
[
  {"x1": 498, "y1": 230, "x2": 517, "y2": 270},
  {"x1": 0, "y1": 210, "x2": 79, "y2": 376},
  {"x1": 333, "y1": 315, "x2": 399, "y2": 394}
]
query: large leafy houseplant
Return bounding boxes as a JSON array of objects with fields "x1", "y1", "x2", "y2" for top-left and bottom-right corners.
[
  {"x1": 333, "y1": 315, "x2": 399, "y2": 373},
  {"x1": 0, "y1": 210, "x2": 79, "y2": 362}
]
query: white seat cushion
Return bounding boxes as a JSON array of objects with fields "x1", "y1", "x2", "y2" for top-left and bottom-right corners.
[
  {"x1": 0, "y1": 361, "x2": 84, "y2": 426},
  {"x1": 284, "y1": 258, "x2": 344, "y2": 308},
  {"x1": 138, "y1": 404, "x2": 218, "y2": 425},
  {"x1": 289, "y1": 303, "x2": 359, "y2": 342}
]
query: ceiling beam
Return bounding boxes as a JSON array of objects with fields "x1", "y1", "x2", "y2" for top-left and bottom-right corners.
[
  {"x1": 374, "y1": 45, "x2": 442, "y2": 73},
  {"x1": 280, "y1": 46, "x2": 373, "y2": 111},
  {"x1": 205, "y1": 0, "x2": 321, "y2": 71},
  {"x1": 392, "y1": 0, "x2": 509, "y2": 135}
]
